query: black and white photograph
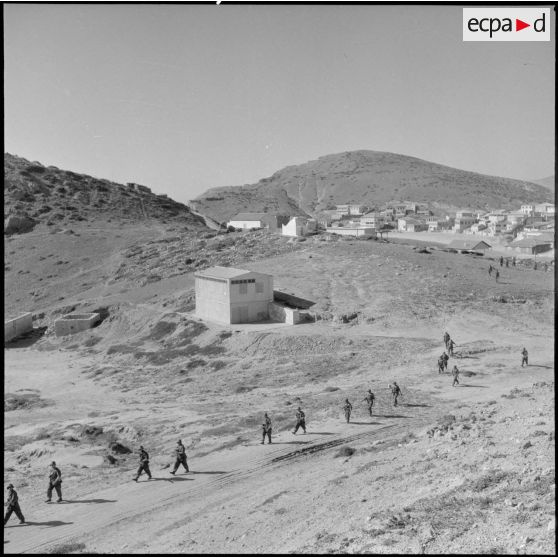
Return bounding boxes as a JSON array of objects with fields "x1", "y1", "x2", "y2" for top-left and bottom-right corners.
[{"x1": 3, "y1": 2, "x2": 555, "y2": 555}]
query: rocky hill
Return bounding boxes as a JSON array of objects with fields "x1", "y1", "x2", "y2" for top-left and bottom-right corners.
[
  {"x1": 4, "y1": 153, "x2": 208, "y2": 234},
  {"x1": 192, "y1": 151, "x2": 553, "y2": 222}
]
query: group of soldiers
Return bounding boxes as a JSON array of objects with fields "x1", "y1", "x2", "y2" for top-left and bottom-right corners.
[
  {"x1": 5, "y1": 332, "x2": 533, "y2": 527},
  {"x1": 438, "y1": 332, "x2": 460, "y2": 386},
  {"x1": 4, "y1": 462, "x2": 61, "y2": 526},
  {"x1": 489, "y1": 256, "x2": 549, "y2": 279}
]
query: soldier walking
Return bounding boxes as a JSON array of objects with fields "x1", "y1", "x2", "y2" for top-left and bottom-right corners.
[
  {"x1": 505, "y1": 259, "x2": 509, "y2": 268},
  {"x1": 521, "y1": 348, "x2": 529, "y2": 367},
  {"x1": 443, "y1": 331, "x2": 450, "y2": 349},
  {"x1": 448, "y1": 339, "x2": 455, "y2": 357},
  {"x1": 363, "y1": 390, "x2": 375, "y2": 416},
  {"x1": 533, "y1": 262, "x2": 538, "y2": 271},
  {"x1": 442, "y1": 351, "x2": 449, "y2": 372},
  {"x1": 499, "y1": 256, "x2": 504, "y2": 267},
  {"x1": 495, "y1": 270, "x2": 500, "y2": 282},
  {"x1": 391, "y1": 382, "x2": 402, "y2": 407},
  {"x1": 292, "y1": 407, "x2": 306, "y2": 434},
  {"x1": 437, "y1": 355, "x2": 445, "y2": 374},
  {"x1": 512, "y1": 256, "x2": 516, "y2": 267},
  {"x1": 46, "y1": 461, "x2": 62, "y2": 503},
  {"x1": 261, "y1": 413, "x2": 272, "y2": 444},
  {"x1": 134, "y1": 445, "x2": 152, "y2": 482},
  {"x1": 343, "y1": 399, "x2": 353, "y2": 423},
  {"x1": 451, "y1": 365, "x2": 460, "y2": 387},
  {"x1": 544, "y1": 262, "x2": 548, "y2": 272},
  {"x1": 4, "y1": 484, "x2": 25, "y2": 525},
  {"x1": 488, "y1": 265, "x2": 493, "y2": 277},
  {"x1": 169, "y1": 440, "x2": 189, "y2": 475}
]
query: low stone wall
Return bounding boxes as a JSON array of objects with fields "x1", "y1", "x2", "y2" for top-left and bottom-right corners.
[
  {"x1": 5, "y1": 313, "x2": 33, "y2": 343},
  {"x1": 54, "y1": 313, "x2": 100, "y2": 337},
  {"x1": 269, "y1": 302, "x2": 300, "y2": 325}
]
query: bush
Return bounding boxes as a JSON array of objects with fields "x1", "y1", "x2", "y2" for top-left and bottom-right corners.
[{"x1": 335, "y1": 446, "x2": 356, "y2": 458}]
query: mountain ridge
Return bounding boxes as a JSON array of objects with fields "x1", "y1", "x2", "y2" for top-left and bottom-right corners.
[{"x1": 191, "y1": 150, "x2": 553, "y2": 223}]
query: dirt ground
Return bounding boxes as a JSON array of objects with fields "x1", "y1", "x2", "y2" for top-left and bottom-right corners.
[{"x1": 3, "y1": 227, "x2": 555, "y2": 555}]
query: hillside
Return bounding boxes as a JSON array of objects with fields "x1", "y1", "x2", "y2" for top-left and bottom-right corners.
[
  {"x1": 4, "y1": 233, "x2": 554, "y2": 554},
  {"x1": 191, "y1": 151, "x2": 553, "y2": 222},
  {"x1": 530, "y1": 175, "x2": 555, "y2": 192},
  {"x1": 4, "y1": 153, "x2": 208, "y2": 234}
]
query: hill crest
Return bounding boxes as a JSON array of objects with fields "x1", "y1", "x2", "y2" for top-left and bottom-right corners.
[
  {"x1": 191, "y1": 150, "x2": 553, "y2": 222},
  {"x1": 4, "y1": 153, "x2": 208, "y2": 234}
]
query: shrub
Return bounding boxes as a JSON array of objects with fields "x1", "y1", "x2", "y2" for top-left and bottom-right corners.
[
  {"x1": 335, "y1": 446, "x2": 356, "y2": 458},
  {"x1": 46, "y1": 542, "x2": 86, "y2": 554}
]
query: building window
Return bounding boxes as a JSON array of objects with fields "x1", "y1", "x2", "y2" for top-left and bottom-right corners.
[
  {"x1": 239, "y1": 283, "x2": 247, "y2": 295},
  {"x1": 256, "y1": 282, "x2": 264, "y2": 293}
]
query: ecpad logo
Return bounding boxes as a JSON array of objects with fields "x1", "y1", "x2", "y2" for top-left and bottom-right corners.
[{"x1": 463, "y1": 8, "x2": 550, "y2": 41}]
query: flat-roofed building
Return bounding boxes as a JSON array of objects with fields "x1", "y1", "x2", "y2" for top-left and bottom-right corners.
[{"x1": 195, "y1": 266, "x2": 273, "y2": 324}]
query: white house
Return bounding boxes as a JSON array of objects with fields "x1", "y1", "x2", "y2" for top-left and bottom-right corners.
[
  {"x1": 335, "y1": 204, "x2": 368, "y2": 216},
  {"x1": 227, "y1": 213, "x2": 290, "y2": 231},
  {"x1": 398, "y1": 217, "x2": 427, "y2": 232},
  {"x1": 520, "y1": 204, "x2": 534, "y2": 216},
  {"x1": 534, "y1": 203, "x2": 555, "y2": 216},
  {"x1": 359, "y1": 212, "x2": 384, "y2": 229},
  {"x1": 453, "y1": 211, "x2": 477, "y2": 233},
  {"x1": 195, "y1": 266, "x2": 273, "y2": 324},
  {"x1": 282, "y1": 216, "x2": 317, "y2": 237}
]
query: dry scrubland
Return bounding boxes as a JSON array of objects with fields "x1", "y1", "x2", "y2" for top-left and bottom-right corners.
[{"x1": 4, "y1": 224, "x2": 555, "y2": 555}]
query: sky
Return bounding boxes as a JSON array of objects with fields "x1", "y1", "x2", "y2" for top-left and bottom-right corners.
[{"x1": 4, "y1": 4, "x2": 555, "y2": 203}]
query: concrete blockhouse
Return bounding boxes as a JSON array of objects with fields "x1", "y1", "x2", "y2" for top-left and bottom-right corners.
[
  {"x1": 55, "y1": 313, "x2": 100, "y2": 336},
  {"x1": 5, "y1": 313, "x2": 33, "y2": 343},
  {"x1": 195, "y1": 266, "x2": 273, "y2": 324}
]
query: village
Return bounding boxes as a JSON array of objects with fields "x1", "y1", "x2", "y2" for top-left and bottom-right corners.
[{"x1": 225, "y1": 200, "x2": 555, "y2": 258}]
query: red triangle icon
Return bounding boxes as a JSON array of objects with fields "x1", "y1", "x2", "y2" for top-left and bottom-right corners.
[{"x1": 516, "y1": 19, "x2": 530, "y2": 32}]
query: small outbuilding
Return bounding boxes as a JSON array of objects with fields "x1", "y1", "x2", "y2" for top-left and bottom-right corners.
[
  {"x1": 55, "y1": 313, "x2": 100, "y2": 336},
  {"x1": 5, "y1": 312, "x2": 33, "y2": 343},
  {"x1": 282, "y1": 216, "x2": 317, "y2": 237},
  {"x1": 510, "y1": 238, "x2": 553, "y2": 255},
  {"x1": 326, "y1": 226, "x2": 376, "y2": 238},
  {"x1": 195, "y1": 266, "x2": 273, "y2": 324},
  {"x1": 447, "y1": 239, "x2": 492, "y2": 253}
]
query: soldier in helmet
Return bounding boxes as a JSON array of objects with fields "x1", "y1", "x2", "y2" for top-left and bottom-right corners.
[
  {"x1": 521, "y1": 347, "x2": 529, "y2": 367},
  {"x1": 447, "y1": 339, "x2": 455, "y2": 357},
  {"x1": 134, "y1": 445, "x2": 152, "y2": 482},
  {"x1": 451, "y1": 365, "x2": 460, "y2": 387},
  {"x1": 169, "y1": 440, "x2": 189, "y2": 475},
  {"x1": 391, "y1": 382, "x2": 402, "y2": 407},
  {"x1": 46, "y1": 461, "x2": 62, "y2": 503},
  {"x1": 442, "y1": 351, "x2": 449, "y2": 372},
  {"x1": 363, "y1": 390, "x2": 375, "y2": 416},
  {"x1": 4, "y1": 484, "x2": 25, "y2": 525},
  {"x1": 292, "y1": 407, "x2": 306, "y2": 435},
  {"x1": 343, "y1": 399, "x2": 353, "y2": 423},
  {"x1": 261, "y1": 413, "x2": 272, "y2": 444}
]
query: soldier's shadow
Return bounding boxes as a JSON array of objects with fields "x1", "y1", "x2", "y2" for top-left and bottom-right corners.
[
  {"x1": 348, "y1": 421, "x2": 383, "y2": 425},
  {"x1": 15, "y1": 520, "x2": 74, "y2": 528},
  {"x1": 58, "y1": 504, "x2": 116, "y2": 508},
  {"x1": 151, "y1": 476, "x2": 193, "y2": 482},
  {"x1": 459, "y1": 384, "x2": 488, "y2": 388}
]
